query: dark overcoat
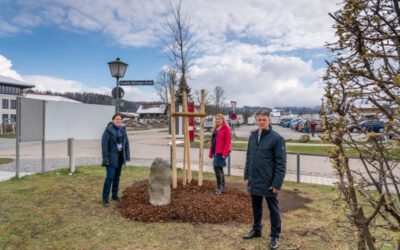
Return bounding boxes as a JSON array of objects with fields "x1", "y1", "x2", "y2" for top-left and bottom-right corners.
[
  {"x1": 244, "y1": 128, "x2": 286, "y2": 196},
  {"x1": 101, "y1": 123, "x2": 130, "y2": 168}
]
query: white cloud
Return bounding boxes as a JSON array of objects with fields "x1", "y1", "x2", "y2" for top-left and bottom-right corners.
[
  {"x1": 0, "y1": 55, "x2": 24, "y2": 81},
  {"x1": 0, "y1": 19, "x2": 21, "y2": 35},
  {"x1": 1, "y1": 0, "x2": 339, "y2": 50},
  {"x1": 189, "y1": 44, "x2": 325, "y2": 107}
]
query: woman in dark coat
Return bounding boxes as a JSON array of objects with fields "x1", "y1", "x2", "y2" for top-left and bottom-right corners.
[
  {"x1": 101, "y1": 113, "x2": 130, "y2": 207},
  {"x1": 209, "y1": 113, "x2": 232, "y2": 194}
]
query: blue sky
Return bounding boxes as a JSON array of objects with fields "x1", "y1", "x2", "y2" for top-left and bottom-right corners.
[{"x1": 0, "y1": 0, "x2": 340, "y2": 107}]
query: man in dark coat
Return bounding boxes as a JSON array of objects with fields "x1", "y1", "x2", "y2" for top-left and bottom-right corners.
[
  {"x1": 242, "y1": 109, "x2": 286, "y2": 250},
  {"x1": 101, "y1": 113, "x2": 130, "y2": 207}
]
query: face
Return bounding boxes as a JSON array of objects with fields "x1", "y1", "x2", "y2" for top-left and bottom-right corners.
[
  {"x1": 256, "y1": 115, "x2": 270, "y2": 130},
  {"x1": 216, "y1": 116, "x2": 223, "y2": 126},
  {"x1": 113, "y1": 115, "x2": 123, "y2": 127}
]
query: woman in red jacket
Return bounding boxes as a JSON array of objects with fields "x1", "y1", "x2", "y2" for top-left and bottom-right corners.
[{"x1": 209, "y1": 113, "x2": 232, "y2": 194}]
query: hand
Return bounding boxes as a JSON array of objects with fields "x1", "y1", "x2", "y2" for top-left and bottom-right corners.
[{"x1": 272, "y1": 188, "x2": 279, "y2": 193}]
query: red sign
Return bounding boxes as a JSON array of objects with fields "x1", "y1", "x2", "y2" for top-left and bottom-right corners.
[{"x1": 188, "y1": 101, "x2": 195, "y2": 142}]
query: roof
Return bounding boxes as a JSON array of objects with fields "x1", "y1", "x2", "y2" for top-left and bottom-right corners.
[
  {"x1": 24, "y1": 93, "x2": 81, "y2": 103},
  {"x1": 136, "y1": 104, "x2": 166, "y2": 114},
  {"x1": 0, "y1": 75, "x2": 35, "y2": 88}
]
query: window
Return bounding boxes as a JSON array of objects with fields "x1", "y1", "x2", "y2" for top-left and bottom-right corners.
[
  {"x1": 10, "y1": 114, "x2": 16, "y2": 123},
  {"x1": 2, "y1": 99, "x2": 9, "y2": 109},
  {"x1": 2, "y1": 114, "x2": 8, "y2": 124},
  {"x1": 10, "y1": 100, "x2": 16, "y2": 109}
]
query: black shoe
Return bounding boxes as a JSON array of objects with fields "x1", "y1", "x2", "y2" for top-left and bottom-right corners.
[
  {"x1": 112, "y1": 196, "x2": 120, "y2": 202},
  {"x1": 103, "y1": 201, "x2": 109, "y2": 207},
  {"x1": 270, "y1": 237, "x2": 279, "y2": 249},
  {"x1": 242, "y1": 230, "x2": 262, "y2": 239}
]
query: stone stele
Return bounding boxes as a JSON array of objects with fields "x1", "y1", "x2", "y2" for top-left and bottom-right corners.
[{"x1": 148, "y1": 158, "x2": 172, "y2": 206}]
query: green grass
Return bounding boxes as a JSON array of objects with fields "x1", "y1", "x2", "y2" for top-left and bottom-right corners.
[
  {"x1": 0, "y1": 158, "x2": 14, "y2": 165},
  {"x1": 0, "y1": 166, "x2": 397, "y2": 249},
  {"x1": 0, "y1": 133, "x2": 15, "y2": 138}
]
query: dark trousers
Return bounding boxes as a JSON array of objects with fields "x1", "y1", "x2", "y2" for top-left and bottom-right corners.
[
  {"x1": 102, "y1": 155, "x2": 123, "y2": 202},
  {"x1": 251, "y1": 194, "x2": 281, "y2": 237}
]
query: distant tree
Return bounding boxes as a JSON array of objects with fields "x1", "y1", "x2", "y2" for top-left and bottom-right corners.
[
  {"x1": 211, "y1": 86, "x2": 226, "y2": 114},
  {"x1": 155, "y1": 68, "x2": 176, "y2": 106}
]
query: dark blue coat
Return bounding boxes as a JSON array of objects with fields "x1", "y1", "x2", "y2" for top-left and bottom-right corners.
[
  {"x1": 244, "y1": 128, "x2": 286, "y2": 196},
  {"x1": 101, "y1": 123, "x2": 130, "y2": 168}
]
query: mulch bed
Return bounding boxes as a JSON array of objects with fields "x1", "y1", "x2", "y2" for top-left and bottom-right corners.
[{"x1": 118, "y1": 180, "x2": 311, "y2": 224}]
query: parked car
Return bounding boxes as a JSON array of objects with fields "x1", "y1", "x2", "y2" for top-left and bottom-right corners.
[
  {"x1": 204, "y1": 116, "x2": 215, "y2": 132},
  {"x1": 290, "y1": 119, "x2": 303, "y2": 130},
  {"x1": 347, "y1": 120, "x2": 385, "y2": 133},
  {"x1": 282, "y1": 119, "x2": 294, "y2": 127},
  {"x1": 279, "y1": 118, "x2": 292, "y2": 126},
  {"x1": 287, "y1": 118, "x2": 301, "y2": 128}
]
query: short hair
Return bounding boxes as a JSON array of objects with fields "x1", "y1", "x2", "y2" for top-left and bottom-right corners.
[
  {"x1": 255, "y1": 109, "x2": 270, "y2": 117},
  {"x1": 112, "y1": 113, "x2": 123, "y2": 120}
]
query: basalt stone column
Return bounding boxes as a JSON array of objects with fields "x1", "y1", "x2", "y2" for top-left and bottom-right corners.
[{"x1": 148, "y1": 158, "x2": 172, "y2": 206}]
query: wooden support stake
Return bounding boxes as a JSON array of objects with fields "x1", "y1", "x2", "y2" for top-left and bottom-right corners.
[
  {"x1": 182, "y1": 92, "x2": 187, "y2": 185},
  {"x1": 170, "y1": 84, "x2": 177, "y2": 189},
  {"x1": 198, "y1": 89, "x2": 205, "y2": 186},
  {"x1": 182, "y1": 91, "x2": 192, "y2": 183},
  {"x1": 171, "y1": 112, "x2": 206, "y2": 117}
]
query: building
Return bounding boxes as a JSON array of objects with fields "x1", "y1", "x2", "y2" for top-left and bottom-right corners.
[
  {"x1": 0, "y1": 75, "x2": 35, "y2": 124},
  {"x1": 136, "y1": 103, "x2": 167, "y2": 119}
]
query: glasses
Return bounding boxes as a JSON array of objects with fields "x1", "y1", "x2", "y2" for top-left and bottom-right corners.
[{"x1": 114, "y1": 118, "x2": 123, "y2": 121}]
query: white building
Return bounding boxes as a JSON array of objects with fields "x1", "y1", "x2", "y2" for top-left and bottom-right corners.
[
  {"x1": 0, "y1": 75, "x2": 35, "y2": 124},
  {"x1": 136, "y1": 103, "x2": 167, "y2": 118}
]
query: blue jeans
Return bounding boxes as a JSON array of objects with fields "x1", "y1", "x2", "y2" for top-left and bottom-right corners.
[
  {"x1": 102, "y1": 155, "x2": 123, "y2": 202},
  {"x1": 251, "y1": 194, "x2": 281, "y2": 237}
]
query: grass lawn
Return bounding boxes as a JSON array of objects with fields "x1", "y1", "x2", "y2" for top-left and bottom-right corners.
[
  {"x1": 0, "y1": 133, "x2": 15, "y2": 139},
  {"x1": 0, "y1": 158, "x2": 14, "y2": 165},
  {"x1": 0, "y1": 166, "x2": 396, "y2": 249}
]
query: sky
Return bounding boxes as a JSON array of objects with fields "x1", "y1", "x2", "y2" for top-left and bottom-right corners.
[{"x1": 0, "y1": 0, "x2": 340, "y2": 108}]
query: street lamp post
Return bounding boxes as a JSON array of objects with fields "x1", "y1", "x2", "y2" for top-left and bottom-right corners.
[{"x1": 108, "y1": 58, "x2": 128, "y2": 113}]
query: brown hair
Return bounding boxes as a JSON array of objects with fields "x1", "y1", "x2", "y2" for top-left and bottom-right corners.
[
  {"x1": 213, "y1": 113, "x2": 229, "y2": 130},
  {"x1": 112, "y1": 113, "x2": 123, "y2": 120}
]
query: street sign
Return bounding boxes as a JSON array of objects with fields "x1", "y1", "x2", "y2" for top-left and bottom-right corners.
[
  {"x1": 119, "y1": 80, "x2": 154, "y2": 86},
  {"x1": 112, "y1": 87, "x2": 124, "y2": 99}
]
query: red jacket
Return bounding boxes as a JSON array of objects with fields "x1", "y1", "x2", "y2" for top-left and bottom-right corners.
[{"x1": 209, "y1": 122, "x2": 232, "y2": 158}]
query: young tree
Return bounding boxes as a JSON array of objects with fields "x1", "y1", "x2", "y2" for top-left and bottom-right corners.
[
  {"x1": 323, "y1": 0, "x2": 400, "y2": 249},
  {"x1": 164, "y1": 0, "x2": 196, "y2": 103}
]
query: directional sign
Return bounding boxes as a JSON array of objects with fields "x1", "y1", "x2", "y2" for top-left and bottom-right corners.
[{"x1": 119, "y1": 80, "x2": 154, "y2": 86}]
